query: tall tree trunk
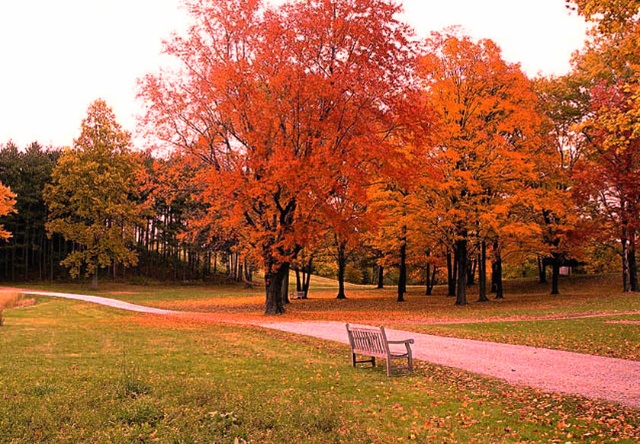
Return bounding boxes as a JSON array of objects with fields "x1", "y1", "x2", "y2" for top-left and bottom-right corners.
[
  {"x1": 295, "y1": 268, "x2": 302, "y2": 291},
  {"x1": 425, "y1": 249, "x2": 434, "y2": 295},
  {"x1": 629, "y1": 230, "x2": 638, "y2": 292},
  {"x1": 376, "y1": 264, "x2": 384, "y2": 289},
  {"x1": 265, "y1": 261, "x2": 286, "y2": 315},
  {"x1": 281, "y1": 262, "x2": 290, "y2": 304},
  {"x1": 491, "y1": 260, "x2": 498, "y2": 293},
  {"x1": 537, "y1": 255, "x2": 547, "y2": 284},
  {"x1": 38, "y1": 232, "x2": 44, "y2": 280},
  {"x1": 425, "y1": 264, "x2": 436, "y2": 295},
  {"x1": 397, "y1": 240, "x2": 407, "y2": 302},
  {"x1": 467, "y1": 258, "x2": 476, "y2": 286},
  {"x1": 202, "y1": 251, "x2": 209, "y2": 280},
  {"x1": 492, "y1": 240, "x2": 504, "y2": 299},
  {"x1": 24, "y1": 221, "x2": 29, "y2": 280},
  {"x1": 2, "y1": 241, "x2": 7, "y2": 280},
  {"x1": 336, "y1": 242, "x2": 347, "y2": 299},
  {"x1": 477, "y1": 241, "x2": 489, "y2": 302},
  {"x1": 425, "y1": 264, "x2": 431, "y2": 295},
  {"x1": 302, "y1": 265, "x2": 311, "y2": 297},
  {"x1": 49, "y1": 238, "x2": 54, "y2": 281},
  {"x1": 550, "y1": 252, "x2": 562, "y2": 295},
  {"x1": 622, "y1": 235, "x2": 631, "y2": 293},
  {"x1": 244, "y1": 258, "x2": 253, "y2": 282},
  {"x1": 455, "y1": 238, "x2": 468, "y2": 306},
  {"x1": 10, "y1": 221, "x2": 16, "y2": 280},
  {"x1": 447, "y1": 251, "x2": 456, "y2": 297}
]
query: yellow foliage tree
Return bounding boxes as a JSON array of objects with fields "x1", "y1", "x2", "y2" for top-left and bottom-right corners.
[{"x1": 44, "y1": 100, "x2": 144, "y2": 290}]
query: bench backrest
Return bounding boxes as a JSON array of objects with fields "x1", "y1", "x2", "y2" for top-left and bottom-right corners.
[{"x1": 346, "y1": 324, "x2": 390, "y2": 357}]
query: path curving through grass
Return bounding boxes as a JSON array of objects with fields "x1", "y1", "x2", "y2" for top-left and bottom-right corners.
[
  {"x1": 13, "y1": 287, "x2": 640, "y2": 409},
  {"x1": 21, "y1": 290, "x2": 179, "y2": 315},
  {"x1": 258, "y1": 320, "x2": 640, "y2": 409}
]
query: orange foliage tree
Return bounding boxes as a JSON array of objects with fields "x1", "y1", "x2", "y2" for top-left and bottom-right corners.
[
  {"x1": 367, "y1": 181, "x2": 413, "y2": 302},
  {"x1": 417, "y1": 31, "x2": 549, "y2": 305},
  {"x1": 566, "y1": 0, "x2": 640, "y2": 34},
  {"x1": 139, "y1": 0, "x2": 416, "y2": 314},
  {"x1": 568, "y1": 0, "x2": 640, "y2": 292},
  {"x1": 319, "y1": 166, "x2": 373, "y2": 300},
  {"x1": 534, "y1": 74, "x2": 590, "y2": 294},
  {"x1": 364, "y1": 86, "x2": 433, "y2": 301}
]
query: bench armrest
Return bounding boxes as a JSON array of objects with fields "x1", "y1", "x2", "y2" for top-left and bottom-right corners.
[{"x1": 387, "y1": 339, "x2": 414, "y2": 345}]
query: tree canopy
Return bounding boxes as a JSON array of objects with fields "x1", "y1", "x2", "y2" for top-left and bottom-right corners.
[
  {"x1": 1, "y1": 0, "x2": 639, "y2": 311},
  {"x1": 139, "y1": 0, "x2": 422, "y2": 314},
  {"x1": 44, "y1": 99, "x2": 144, "y2": 290}
]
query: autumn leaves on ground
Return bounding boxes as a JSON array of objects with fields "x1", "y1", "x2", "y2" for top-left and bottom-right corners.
[
  {"x1": 3, "y1": 274, "x2": 640, "y2": 443},
  {"x1": 38, "y1": 272, "x2": 640, "y2": 362},
  {"x1": 2, "y1": 0, "x2": 640, "y2": 442}
]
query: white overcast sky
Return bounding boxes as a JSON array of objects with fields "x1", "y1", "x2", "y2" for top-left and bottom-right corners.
[{"x1": 0, "y1": 0, "x2": 588, "y2": 148}]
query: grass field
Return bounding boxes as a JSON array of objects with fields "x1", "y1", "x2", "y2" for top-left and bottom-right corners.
[
  {"x1": 20, "y1": 273, "x2": 640, "y2": 360},
  {"x1": 2, "y1": 274, "x2": 640, "y2": 442}
]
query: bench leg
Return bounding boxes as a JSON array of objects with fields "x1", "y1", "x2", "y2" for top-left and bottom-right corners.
[
  {"x1": 385, "y1": 355, "x2": 413, "y2": 377},
  {"x1": 352, "y1": 354, "x2": 376, "y2": 368}
]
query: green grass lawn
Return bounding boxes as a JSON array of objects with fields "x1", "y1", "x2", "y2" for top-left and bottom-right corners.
[
  {"x1": 14, "y1": 273, "x2": 640, "y2": 362},
  {"x1": 2, "y1": 295, "x2": 640, "y2": 443}
]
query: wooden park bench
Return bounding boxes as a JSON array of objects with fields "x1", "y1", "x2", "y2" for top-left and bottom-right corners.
[{"x1": 345, "y1": 324, "x2": 414, "y2": 377}]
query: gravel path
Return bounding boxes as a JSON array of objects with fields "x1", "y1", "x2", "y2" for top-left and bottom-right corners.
[
  {"x1": 20, "y1": 290, "x2": 178, "y2": 315},
  {"x1": 16, "y1": 289, "x2": 640, "y2": 409},
  {"x1": 258, "y1": 321, "x2": 640, "y2": 408}
]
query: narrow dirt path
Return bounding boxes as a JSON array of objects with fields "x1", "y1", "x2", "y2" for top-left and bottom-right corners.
[{"x1": 13, "y1": 289, "x2": 640, "y2": 409}]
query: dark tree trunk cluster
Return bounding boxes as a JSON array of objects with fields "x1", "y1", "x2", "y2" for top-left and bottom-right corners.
[
  {"x1": 0, "y1": 143, "x2": 69, "y2": 281},
  {"x1": 445, "y1": 238, "x2": 504, "y2": 305}
]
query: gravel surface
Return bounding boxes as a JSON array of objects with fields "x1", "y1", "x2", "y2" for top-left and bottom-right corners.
[
  {"x1": 15, "y1": 289, "x2": 640, "y2": 409},
  {"x1": 21, "y1": 290, "x2": 178, "y2": 315},
  {"x1": 258, "y1": 321, "x2": 640, "y2": 408}
]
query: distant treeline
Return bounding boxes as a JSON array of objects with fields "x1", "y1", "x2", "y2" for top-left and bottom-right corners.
[{"x1": 0, "y1": 141, "x2": 245, "y2": 283}]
